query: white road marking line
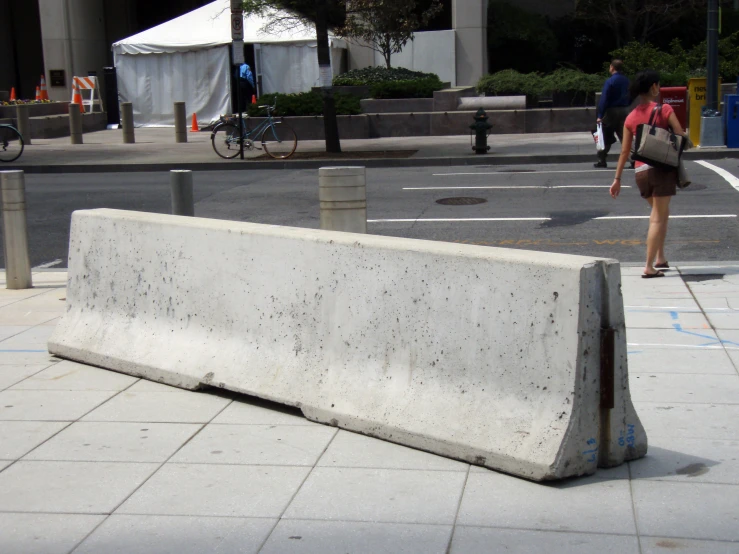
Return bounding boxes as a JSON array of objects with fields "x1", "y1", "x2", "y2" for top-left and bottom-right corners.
[
  {"x1": 594, "y1": 215, "x2": 736, "y2": 220},
  {"x1": 368, "y1": 215, "x2": 736, "y2": 223},
  {"x1": 627, "y1": 342, "x2": 739, "y2": 350},
  {"x1": 33, "y1": 259, "x2": 63, "y2": 269},
  {"x1": 432, "y1": 170, "x2": 635, "y2": 177},
  {"x1": 695, "y1": 160, "x2": 739, "y2": 191},
  {"x1": 403, "y1": 186, "x2": 629, "y2": 190},
  {"x1": 367, "y1": 218, "x2": 551, "y2": 223}
]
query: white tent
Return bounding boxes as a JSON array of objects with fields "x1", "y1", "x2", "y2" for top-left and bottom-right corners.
[{"x1": 112, "y1": 0, "x2": 346, "y2": 127}]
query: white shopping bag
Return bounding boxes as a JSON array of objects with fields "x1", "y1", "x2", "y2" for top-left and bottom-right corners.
[{"x1": 593, "y1": 123, "x2": 606, "y2": 152}]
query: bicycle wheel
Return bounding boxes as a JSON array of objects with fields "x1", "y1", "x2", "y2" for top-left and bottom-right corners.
[
  {"x1": 211, "y1": 123, "x2": 241, "y2": 159},
  {"x1": 0, "y1": 126, "x2": 24, "y2": 163},
  {"x1": 261, "y1": 121, "x2": 297, "y2": 159}
]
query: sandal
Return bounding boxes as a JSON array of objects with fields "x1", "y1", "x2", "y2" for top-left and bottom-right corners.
[
  {"x1": 642, "y1": 271, "x2": 665, "y2": 279},
  {"x1": 654, "y1": 261, "x2": 670, "y2": 269}
]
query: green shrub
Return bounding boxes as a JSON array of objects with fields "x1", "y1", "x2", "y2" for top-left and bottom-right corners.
[
  {"x1": 476, "y1": 70, "x2": 544, "y2": 97},
  {"x1": 541, "y1": 69, "x2": 603, "y2": 95},
  {"x1": 246, "y1": 92, "x2": 361, "y2": 117},
  {"x1": 369, "y1": 76, "x2": 445, "y2": 99},
  {"x1": 333, "y1": 67, "x2": 439, "y2": 86}
]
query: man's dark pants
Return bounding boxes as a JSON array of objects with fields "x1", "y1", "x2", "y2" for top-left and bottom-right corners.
[{"x1": 598, "y1": 106, "x2": 630, "y2": 164}]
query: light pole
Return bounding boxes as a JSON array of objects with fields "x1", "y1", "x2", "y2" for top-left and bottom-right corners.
[{"x1": 706, "y1": 0, "x2": 720, "y2": 112}]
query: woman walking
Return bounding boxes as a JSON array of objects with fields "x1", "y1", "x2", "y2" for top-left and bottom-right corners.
[{"x1": 609, "y1": 70, "x2": 688, "y2": 278}]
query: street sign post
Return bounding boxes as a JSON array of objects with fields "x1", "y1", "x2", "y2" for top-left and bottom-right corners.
[{"x1": 231, "y1": 0, "x2": 244, "y2": 159}]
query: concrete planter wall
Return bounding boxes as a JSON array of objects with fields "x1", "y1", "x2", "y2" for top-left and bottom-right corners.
[
  {"x1": 0, "y1": 102, "x2": 71, "y2": 119},
  {"x1": 361, "y1": 98, "x2": 434, "y2": 114},
  {"x1": 29, "y1": 113, "x2": 108, "y2": 139}
]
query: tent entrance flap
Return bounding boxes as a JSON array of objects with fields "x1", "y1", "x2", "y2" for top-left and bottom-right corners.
[{"x1": 114, "y1": 47, "x2": 231, "y2": 128}]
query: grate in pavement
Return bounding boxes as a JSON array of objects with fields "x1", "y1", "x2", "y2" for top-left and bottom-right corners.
[
  {"x1": 436, "y1": 197, "x2": 487, "y2": 206},
  {"x1": 681, "y1": 273, "x2": 725, "y2": 282}
]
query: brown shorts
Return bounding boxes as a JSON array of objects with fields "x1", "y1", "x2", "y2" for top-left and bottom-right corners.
[{"x1": 635, "y1": 167, "x2": 677, "y2": 199}]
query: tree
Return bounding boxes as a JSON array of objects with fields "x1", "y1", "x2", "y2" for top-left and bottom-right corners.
[
  {"x1": 241, "y1": 0, "x2": 345, "y2": 153},
  {"x1": 336, "y1": 0, "x2": 443, "y2": 69},
  {"x1": 574, "y1": 0, "x2": 707, "y2": 46}
]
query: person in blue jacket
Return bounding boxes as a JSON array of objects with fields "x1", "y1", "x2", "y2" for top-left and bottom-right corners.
[
  {"x1": 237, "y1": 62, "x2": 255, "y2": 113},
  {"x1": 595, "y1": 60, "x2": 632, "y2": 168}
]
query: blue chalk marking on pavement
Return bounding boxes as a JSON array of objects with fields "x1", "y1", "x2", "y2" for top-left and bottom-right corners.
[
  {"x1": 0, "y1": 349, "x2": 47, "y2": 353},
  {"x1": 670, "y1": 311, "x2": 679, "y2": 320},
  {"x1": 672, "y1": 323, "x2": 739, "y2": 347},
  {"x1": 627, "y1": 350, "x2": 643, "y2": 355}
]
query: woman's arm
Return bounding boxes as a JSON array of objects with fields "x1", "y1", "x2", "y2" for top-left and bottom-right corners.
[
  {"x1": 610, "y1": 126, "x2": 634, "y2": 199},
  {"x1": 667, "y1": 112, "x2": 686, "y2": 136}
]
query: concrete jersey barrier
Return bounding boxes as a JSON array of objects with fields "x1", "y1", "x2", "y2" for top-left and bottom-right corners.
[{"x1": 48, "y1": 209, "x2": 647, "y2": 481}]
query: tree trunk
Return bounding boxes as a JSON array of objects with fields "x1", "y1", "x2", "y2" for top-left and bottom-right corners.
[{"x1": 316, "y1": 0, "x2": 341, "y2": 153}]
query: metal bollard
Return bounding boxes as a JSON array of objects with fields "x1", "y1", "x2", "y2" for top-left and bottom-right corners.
[
  {"x1": 174, "y1": 102, "x2": 188, "y2": 143},
  {"x1": 1, "y1": 171, "x2": 33, "y2": 289},
  {"x1": 170, "y1": 170, "x2": 194, "y2": 216},
  {"x1": 16, "y1": 105, "x2": 31, "y2": 146},
  {"x1": 121, "y1": 102, "x2": 135, "y2": 144},
  {"x1": 318, "y1": 167, "x2": 367, "y2": 234},
  {"x1": 69, "y1": 104, "x2": 83, "y2": 144}
]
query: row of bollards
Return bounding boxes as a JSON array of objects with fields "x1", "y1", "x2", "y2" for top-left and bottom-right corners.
[{"x1": 0, "y1": 166, "x2": 367, "y2": 290}]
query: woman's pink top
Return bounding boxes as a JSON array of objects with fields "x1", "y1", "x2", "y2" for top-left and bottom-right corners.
[{"x1": 625, "y1": 102, "x2": 675, "y2": 169}]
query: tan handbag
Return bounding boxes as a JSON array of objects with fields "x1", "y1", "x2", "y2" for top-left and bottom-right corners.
[{"x1": 632, "y1": 105, "x2": 686, "y2": 169}]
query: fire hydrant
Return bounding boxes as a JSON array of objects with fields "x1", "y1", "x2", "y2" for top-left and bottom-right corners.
[{"x1": 470, "y1": 108, "x2": 492, "y2": 154}]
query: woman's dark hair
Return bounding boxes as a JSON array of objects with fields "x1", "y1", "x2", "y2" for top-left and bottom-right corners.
[{"x1": 630, "y1": 70, "x2": 660, "y2": 100}]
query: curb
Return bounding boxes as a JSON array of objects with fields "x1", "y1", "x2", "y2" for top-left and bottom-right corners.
[{"x1": 6, "y1": 149, "x2": 739, "y2": 174}]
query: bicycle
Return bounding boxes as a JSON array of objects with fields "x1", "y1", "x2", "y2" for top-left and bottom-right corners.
[
  {"x1": 0, "y1": 124, "x2": 24, "y2": 163},
  {"x1": 211, "y1": 101, "x2": 297, "y2": 160}
]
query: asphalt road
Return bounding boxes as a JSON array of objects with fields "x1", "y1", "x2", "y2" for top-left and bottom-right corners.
[{"x1": 6, "y1": 159, "x2": 739, "y2": 269}]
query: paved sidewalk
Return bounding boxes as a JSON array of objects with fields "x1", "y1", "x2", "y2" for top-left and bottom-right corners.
[
  {"x1": 7, "y1": 128, "x2": 739, "y2": 173},
  {"x1": 0, "y1": 266, "x2": 738, "y2": 553}
]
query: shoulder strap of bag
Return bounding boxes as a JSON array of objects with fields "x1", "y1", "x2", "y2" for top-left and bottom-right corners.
[{"x1": 647, "y1": 104, "x2": 662, "y2": 127}]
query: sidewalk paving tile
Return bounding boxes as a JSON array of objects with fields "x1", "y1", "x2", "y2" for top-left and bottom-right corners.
[
  {"x1": 0, "y1": 461, "x2": 10, "y2": 471},
  {"x1": 25, "y1": 422, "x2": 202, "y2": 463},
  {"x1": 456, "y1": 467, "x2": 636, "y2": 535},
  {"x1": 626, "y1": 327, "x2": 722, "y2": 348},
  {"x1": 625, "y1": 310, "x2": 711, "y2": 329},
  {"x1": 0, "y1": 461, "x2": 159, "y2": 513},
  {"x1": 449, "y1": 527, "x2": 640, "y2": 554},
  {"x1": 72, "y1": 515, "x2": 276, "y2": 554},
  {"x1": 211, "y1": 398, "x2": 320, "y2": 426},
  {"x1": 0, "y1": 390, "x2": 118, "y2": 421},
  {"x1": 10, "y1": 360, "x2": 139, "y2": 391},
  {"x1": 632, "y1": 481, "x2": 739, "y2": 541},
  {"x1": 629, "y1": 373, "x2": 739, "y2": 404},
  {"x1": 635, "y1": 402, "x2": 739, "y2": 440},
  {"x1": 705, "y1": 312, "x2": 739, "y2": 329},
  {"x1": 0, "y1": 364, "x2": 54, "y2": 390},
  {"x1": 0, "y1": 513, "x2": 106, "y2": 554},
  {"x1": 80, "y1": 390, "x2": 231, "y2": 423},
  {"x1": 0, "y1": 325, "x2": 55, "y2": 349},
  {"x1": 317, "y1": 430, "x2": 468, "y2": 472},
  {"x1": 627, "y1": 348, "x2": 737, "y2": 375},
  {"x1": 715, "y1": 330, "x2": 739, "y2": 369},
  {"x1": 629, "y1": 439, "x2": 739, "y2": 485},
  {"x1": 0, "y1": 326, "x2": 34, "y2": 342},
  {"x1": 117, "y1": 463, "x2": 310, "y2": 518},
  {"x1": 0, "y1": 352, "x2": 60, "y2": 366},
  {"x1": 260, "y1": 520, "x2": 452, "y2": 554},
  {"x1": 641, "y1": 536, "x2": 739, "y2": 553},
  {"x1": 171, "y1": 424, "x2": 336, "y2": 466},
  {"x1": 284, "y1": 467, "x2": 467, "y2": 525},
  {"x1": 0, "y1": 421, "x2": 69, "y2": 459}
]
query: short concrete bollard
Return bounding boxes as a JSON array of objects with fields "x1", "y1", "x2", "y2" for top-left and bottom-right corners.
[
  {"x1": 174, "y1": 102, "x2": 188, "y2": 144},
  {"x1": 170, "y1": 170, "x2": 195, "y2": 216},
  {"x1": 121, "y1": 102, "x2": 135, "y2": 144},
  {"x1": 68, "y1": 104, "x2": 83, "y2": 145},
  {"x1": 319, "y1": 167, "x2": 367, "y2": 234},
  {"x1": 15, "y1": 105, "x2": 31, "y2": 146},
  {"x1": 0, "y1": 171, "x2": 33, "y2": 290}
]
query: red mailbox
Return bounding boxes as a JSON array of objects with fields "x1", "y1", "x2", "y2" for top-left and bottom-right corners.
[{"x1": 660, "y1": 87, "x2": 688, "y2": 130}]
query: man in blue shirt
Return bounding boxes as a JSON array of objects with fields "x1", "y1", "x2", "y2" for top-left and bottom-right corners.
[
  {"x1": 595, "y1": 60, "x2": 631, "y2": 168},
  {"x1": 237, "y1": 63, "x2": 255, "y2": 113}
]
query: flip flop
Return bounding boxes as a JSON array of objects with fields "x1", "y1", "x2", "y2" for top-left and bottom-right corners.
[
  {"x1": 655, "y1": 261, "x2": 670, "y2": 269},
  {"x1": 642, "y1": 271, "x2": 665, "y2": 279}
]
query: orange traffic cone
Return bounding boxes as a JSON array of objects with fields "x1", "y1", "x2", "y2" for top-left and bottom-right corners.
[
  {"x1": 190, "y1": 114, "x2": 199, "y2": 132},
  {"x1": 9, "y1": 88, "x2": 16, "y2": 101},
  {"x1": 35, "y1": 86, "x2": 41, "y2": 102},
  {"x1": 251, "y1": 94, "x2": 257, "y2": 105},
  {"x1": 40, "y1": 74, "x2": 49, "y2": 101},
  {"x1": 72, "y1": 82, "x2": 85, "y2": 113}
]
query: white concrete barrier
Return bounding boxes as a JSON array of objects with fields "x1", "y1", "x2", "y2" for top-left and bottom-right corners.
[
  {"x1": 48, "y1": 209, "x2": 646, "y2": 481},
  {"x1": 458, "y1": 96, "x2": 526, "y2": 110}
]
